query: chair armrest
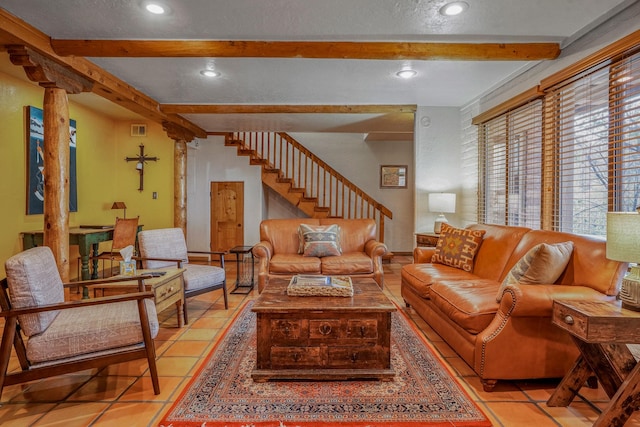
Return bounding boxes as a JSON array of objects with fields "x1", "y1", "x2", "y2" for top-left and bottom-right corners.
[
  {"x1": 0, "y1": 290, "x2": 155, "y2": 318},
  {"x1": 364, "y1": 240, "x2": 388, "y2": 257},
  {"x1": 133, "y1": 256, "x2": 184, "y2": 267},
  {"x1": 498, "y1": 284, "x2": 615, "y2": 318},
  {"x1": 187, "y1": 250, "x2": 225, "y2": 267}
]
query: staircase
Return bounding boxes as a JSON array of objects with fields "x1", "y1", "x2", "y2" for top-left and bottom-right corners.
[{"x1": 225, "y1": 132, "x2": 393, "y2": 243}]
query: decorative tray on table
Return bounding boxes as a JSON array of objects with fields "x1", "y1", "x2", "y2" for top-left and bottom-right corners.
[{"x1": 286, "y1": 275, "x2": 353, "y2": 297}]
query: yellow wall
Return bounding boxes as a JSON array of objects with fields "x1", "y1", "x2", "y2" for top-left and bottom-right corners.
[{"x1": 0, "y1": 67, "x2": 176, "y2": 278}]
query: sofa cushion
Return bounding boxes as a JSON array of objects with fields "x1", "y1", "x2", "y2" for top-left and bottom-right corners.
[
  {"x1": 269, "y1": 253, "x2": 321, "y2": 274},
  {"x1": 431, "y1": 224, "x2": 486, "y2": 272},
  {"x1": 401, "y1": 263, "x2": 479, "y2": 298},
  {"x1": 430, "y1": 279, "x2": 500, "y2": 334},
  {"x1": 321, "y1": 252, "x2": 372, "y2": 275},
  {"x1": 496, "y1": 241, "x2": 574, "y2": 302},
  {"x1": 298, "y1": 224, "x2": 342, "y2": 257}
]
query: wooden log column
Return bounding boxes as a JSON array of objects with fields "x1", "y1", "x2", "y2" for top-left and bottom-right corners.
[
  {"x1": 8, "y1": 45, "x2": 93, "y2": 282},
  {"x1": 42, "y1": 88, "x2": 71, "y2": 278},
  {"x1": 163, "y1": 122, "x2": 195, "y2": 236}
]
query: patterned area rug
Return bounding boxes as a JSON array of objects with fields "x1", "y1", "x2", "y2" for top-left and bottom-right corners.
[{"x1": 159, "y1": 301, "x2": 491, "y2": 427}]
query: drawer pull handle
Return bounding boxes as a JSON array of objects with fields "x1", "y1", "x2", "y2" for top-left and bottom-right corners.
[
  {"x1": 319, "y1": 323, "x2": 332, "y2": 335},
  {"x1": 293, "y1": 353, "x2": 300, "y2": 362},
  {"x1": 563, "y1": 315, "x2": 574, "y2": 325},
  {"x1": 360, "y1": 326, "x2": 366, "y2": 337},
  {"x1": 351, "y1": 353, "x2": 358, "y2": 363}
]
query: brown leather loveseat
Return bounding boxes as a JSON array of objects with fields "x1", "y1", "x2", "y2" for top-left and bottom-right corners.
[
  {"x1": 401, "y1": 224, "x2": 628, "y2": 391},
  {"x1": 252, "y1": 218, "x2": 388, "y2": 293}
]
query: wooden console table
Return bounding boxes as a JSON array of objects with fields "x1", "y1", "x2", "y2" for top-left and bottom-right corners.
[
  {"x1": 22, "y1": 225, "x2": 142, "y2": 281},
  {"x1": 548, "y1": 299, "x2": 640, "y2": 427}
]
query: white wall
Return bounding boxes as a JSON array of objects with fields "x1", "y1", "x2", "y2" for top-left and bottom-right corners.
[
  {"x1": 186, "y1": 135, "x2": 263, "y2": 251},
  {"x1": 413, "y1": 107, "x2": 463, "y2": 235},
  {"x1": 289, "y1": 132, "x2": 414, "y2": 252}
]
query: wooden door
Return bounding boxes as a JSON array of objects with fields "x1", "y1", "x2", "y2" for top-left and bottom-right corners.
[{"x1": 210, "y1": 181, "x2": 244, "y2": 252}]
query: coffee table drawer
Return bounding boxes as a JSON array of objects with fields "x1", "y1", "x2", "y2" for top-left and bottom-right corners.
[
  {"x1": 327, "y1": 346, "x2": 382, "y2": 368},
  {"x1": 270, "y1": 347, "x2": 321, "y2": 367}
]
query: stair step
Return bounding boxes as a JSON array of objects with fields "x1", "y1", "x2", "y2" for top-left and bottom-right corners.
[
  {"x1": 289, "y1": 187, "x2": 305, "y2": 194},
  {"x1": 238, "y1": 149, "x2": 255, "y2": 156}
]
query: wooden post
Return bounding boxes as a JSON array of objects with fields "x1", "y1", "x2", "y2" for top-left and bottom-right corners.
[
  {"x1": 8, "y1": 45, "x2": 93, "y2": 284},
  {"x1": 174, "y1": 139, "x2": 187, "y2": 234},
  {"x1": 163, "y1": 122, "x2": 195, "y2": 237},
  {"x1": 42, "y1": 87, "x2": 70, "y2": 281}
]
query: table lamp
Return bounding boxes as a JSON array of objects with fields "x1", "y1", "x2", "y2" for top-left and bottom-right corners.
[
  {"x1": 429, "y1": 193, "x2": 456, "y2": 234},
  {"x1": 111, "y1": 201, "x2": 127, "y2": 218},
  {"x1": 606, "y1": 211, "x2": 640, "y2": 311}
]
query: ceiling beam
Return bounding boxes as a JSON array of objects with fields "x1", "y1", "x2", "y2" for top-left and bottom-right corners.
[
  {"x1": 161, "y1": 104, "x2": 417, "y2": 114},
  {"x1": 0, "y1": 9, "x2": 206, "y2": 138},
  {"x1": 51, "y1": 40, "x2": 561, "y2": 61}
]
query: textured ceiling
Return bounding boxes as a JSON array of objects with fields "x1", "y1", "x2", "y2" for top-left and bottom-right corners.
[{"x1": 1, "y1": 0, "x2": 634, "y2": 134}]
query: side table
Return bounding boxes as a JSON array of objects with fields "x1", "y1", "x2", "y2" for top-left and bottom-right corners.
[
  {"x1": 415, "y1": 232, "x2": 439, "y2": 247},
  {"x1": 229, "y1": 245, "x2": 255, "y2": 294},
  {"x1": 548, "y1": 299, "x2": 640, "y2": 427}
]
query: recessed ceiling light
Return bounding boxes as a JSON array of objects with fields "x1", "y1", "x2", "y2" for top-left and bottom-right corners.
[
  {"x1": 439, "y1": 1, "x2": 469, "y2": 16},
  {"x1": 145, "y1": 3, "x2": 167, "y2": 14},
  {"x1": 396, "y1": 69, "x2": 417, "y2": 79},
  {"x1": 200, "y1": 70, "x2": 220, "y2": 78}
]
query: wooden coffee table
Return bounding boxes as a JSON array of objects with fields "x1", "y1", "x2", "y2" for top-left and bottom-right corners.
[{"x1": 251, "y1": 277, "x2": 396, "y2": 382}]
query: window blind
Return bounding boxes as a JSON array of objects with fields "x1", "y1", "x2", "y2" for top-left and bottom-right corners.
[
  {"x1": 543, "y1": 49, "x2": 640, "y2": 235},
  {"x1": 479, "y1": 100, "x2": 543, "y2": 227}
]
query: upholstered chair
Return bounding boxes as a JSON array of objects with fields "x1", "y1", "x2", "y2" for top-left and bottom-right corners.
[
  {"x1": 0, "y1": 246, "x2": 160, "y2": 399},
  {"x1": 137, "y1": 227, "x2": 227, "y2": 324}
]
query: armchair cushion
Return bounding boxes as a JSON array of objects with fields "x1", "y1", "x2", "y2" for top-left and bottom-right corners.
[
  {"x1": 5, "y1": 246, "x2": 64, "y2": 336},
  {"x1": 138, "y1": 228, "x2": 188, "y2": 269},
  {"x1": 183, "y1": 264, "x2": 226, "y2": 292},
  {"x1": 26, "y1": 299, "x2": 158, "y2": 364}
]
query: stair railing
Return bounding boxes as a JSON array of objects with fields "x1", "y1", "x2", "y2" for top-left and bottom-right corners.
[{"x1": 228, "y1": 132, "x2": 393, "y2": 242}]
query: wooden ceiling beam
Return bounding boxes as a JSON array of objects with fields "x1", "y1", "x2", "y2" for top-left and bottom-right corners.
[
  {"x1": 0, "y1": 9, "x2": 206, "y2": 138},
  {"x1": 161, "y1": 104, "x2": 417, "y2": 114},
  {"x1": 51, "y1": 40, "x2": 561, "y2": 61}
]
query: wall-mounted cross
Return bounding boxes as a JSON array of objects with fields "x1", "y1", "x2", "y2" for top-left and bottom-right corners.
[{"x1": 125, "y1": 144, "x2": 158, "y2": 191}]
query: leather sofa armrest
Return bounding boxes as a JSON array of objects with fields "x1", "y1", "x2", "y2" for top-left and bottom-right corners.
[
  {"x1": 413, "y1": 247, "x2": 436, "y2": 263},
  {"x1": 364, "y1": 240, "x2": 387, "y2": 257},
  {"x1": 252, "y1": 241, "x2": 273, "y2": 260},
  {"x1": 499, "y1": 284, "x2": 614, "y2": 318},
  {"x1": 252, "y1": 241, "x2": 273, "y2": 293}
]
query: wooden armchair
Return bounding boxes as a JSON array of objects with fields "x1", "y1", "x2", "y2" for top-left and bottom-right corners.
[
  {"x1": 137, "y1": 228, "x2": 228, "y2": 325},
  {"x1": 0, "y1": 246, "x2": 160, "y2": 399}
]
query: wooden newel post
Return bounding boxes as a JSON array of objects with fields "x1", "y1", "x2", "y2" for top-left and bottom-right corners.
[{"x1": 43, "y1": 87, "x2": 70, "y2": 280}]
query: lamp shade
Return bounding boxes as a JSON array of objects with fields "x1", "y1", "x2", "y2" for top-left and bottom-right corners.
[
  {"x1": 428, "y1": 193, "x2": 456, "y2": 213},
  {"x1": 111, "y1": 202, "x2": 127, "y2": 210},
  {"x1": 606, "y1": 212, "x2": 640, "y2": 263}
]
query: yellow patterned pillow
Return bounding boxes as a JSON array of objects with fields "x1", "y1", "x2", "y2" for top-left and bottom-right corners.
[{"x1": 431, "y1": 224, "x2": 485, "y2": 272}]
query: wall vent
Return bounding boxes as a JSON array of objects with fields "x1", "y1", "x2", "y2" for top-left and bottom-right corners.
[{"x1": 130, "y1": 124, "x2": 147, "y2": 137}]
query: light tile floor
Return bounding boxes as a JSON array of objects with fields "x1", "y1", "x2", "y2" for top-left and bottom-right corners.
[{"x1": 1, "y1": 256, "x2": 640, "y2": 426}]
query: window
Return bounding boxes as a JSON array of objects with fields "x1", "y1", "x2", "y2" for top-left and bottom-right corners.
[
  {"x1": 476, "y1": 34, "x2": 640, "y2": 237},
  {"x1": 544, "y1": 51, "x2": 640, "y2": 236},
  {"x1": 478, "y1": 100, "x2": 543, "y2": 228}
]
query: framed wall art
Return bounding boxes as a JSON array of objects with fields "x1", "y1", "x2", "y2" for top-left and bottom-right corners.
[
  {"x1": 380, "y1": 165, "x2": 407, "y2": 189},
  {"x1": 26, "y1": 106, "x2": 77, "y2": 214}
]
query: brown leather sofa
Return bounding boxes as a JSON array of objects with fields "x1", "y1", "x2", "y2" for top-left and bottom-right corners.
[
  {"x1": 401, "y1": 224, "x2": 628, "y2": 391},
  {"x1": 252, "y1": 218, "x2": 388, "y2": 293}
]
